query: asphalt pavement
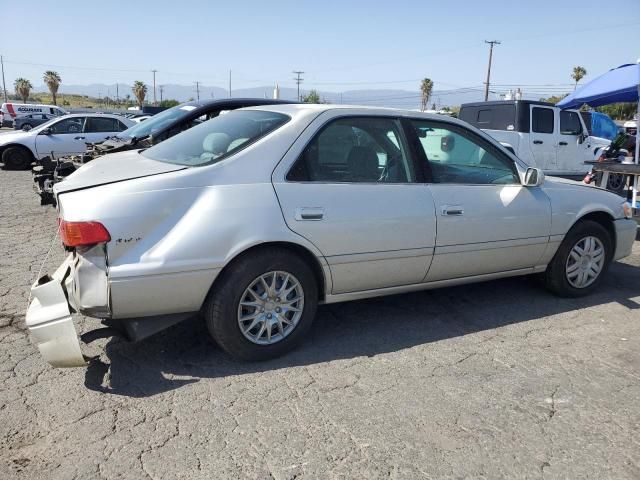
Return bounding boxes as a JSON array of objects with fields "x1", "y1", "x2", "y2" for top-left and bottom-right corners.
[{"x1": 1, "y1": 168, "x2": 639, "y2": 479}]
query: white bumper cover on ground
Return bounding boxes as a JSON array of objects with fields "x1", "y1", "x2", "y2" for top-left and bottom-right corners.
[{"x1": 26, "y1": 255, "x2": 86, "y2": 367}]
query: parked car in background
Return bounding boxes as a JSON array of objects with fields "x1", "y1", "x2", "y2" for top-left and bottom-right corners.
[
  {"x1": 14, "y1": 113, "x2": 58, "y2": 131},
  {"x1": 26, "y1": 104, "x2": 636, "y2": 368},
  {"x1": 130, "y1": 115, "x2": 152, "y2": 123},
  {"x1": 623, "y1": 119, "x2": 637, "y2": 136},
  {"x1": 459, "y1": 100, "x2": 612, "y2": 178},
  {"x1": 579, "y1": 111, "x2": 620, "y2": 141},
  {"x1": 0, "y1": 114, "x2": 134, "y2": 169},
  {"x1": 1, "y1": 102, "x2": 67, "y2": 127},
  {"x1": 32, "y1": 98, "x2": 298, "y2": 205}
]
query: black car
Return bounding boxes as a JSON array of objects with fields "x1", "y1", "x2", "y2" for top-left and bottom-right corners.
[
  {"x1": 14, "y1": 113, "x2": 58, "y2": 131},
  {"x1": 33, "y1": 98, "x2": 298, "y2": 205}
]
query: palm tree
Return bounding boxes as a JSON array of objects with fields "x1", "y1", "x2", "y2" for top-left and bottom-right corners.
[
  {"x1": 420, "y1": 78, "x2": 434, "y2": 112},
  {"x1": 132, "y1": 81, "x2": 147, "y2": 108},
  {"x1": 43, "y1": 71, "x2": 62, "y2": 105},
  {"x1": 14, "y1": 78, "x2": 33, "y2": 103},
  {"x1": 571, "y1": 66, "x2": 587, "y2": 90}
]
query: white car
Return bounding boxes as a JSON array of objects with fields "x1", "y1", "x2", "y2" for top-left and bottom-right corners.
[
  {"x1": 26, "y1": 104, "x2": 636, "y2": 367},
  {"x1": 0, "y1": 113, "x2": 134, "y2": 169},
  {"x1": 130, "y1": 115, "x2": 152, "y2": 123}
]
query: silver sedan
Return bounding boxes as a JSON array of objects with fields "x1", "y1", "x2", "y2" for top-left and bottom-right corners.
[{"x1": 26, "y1": 104, "x2": 637, "y2": 367}]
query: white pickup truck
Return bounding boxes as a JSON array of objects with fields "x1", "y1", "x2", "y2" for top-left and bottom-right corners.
[{"x1": 459, "y1": 100, "x2": 612, "y2": 179}]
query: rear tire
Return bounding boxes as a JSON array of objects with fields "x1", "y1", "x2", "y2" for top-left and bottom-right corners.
[
  {"x1": 543, "y1": 220, "x2": 612, "y2": 297},
  {"x1": 203, "y1": 248, "x2": 318, "y2": 361},
  {"x1": 1, "y1": 146, "x2": 33, "y2": 170}
]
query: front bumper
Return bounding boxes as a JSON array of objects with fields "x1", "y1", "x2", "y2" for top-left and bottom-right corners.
[
  {"x1": 613, "y1": 218, "x2": 637, "y2": 261},
  {"x1": 26, "y1": 255, "x2": 86, "y2": 367}
]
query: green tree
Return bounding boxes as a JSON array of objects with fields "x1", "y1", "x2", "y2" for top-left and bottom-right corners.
[
  {"x1": 571, "y1": 66, "x2": 587, "y2": 90},
  {"x1": 420, "y1": 78, "x2": 434, "y2": 112},
  {"x1": 132, "y1": 81, "x2": 148, "y2": 108},
  {"x1": 595, "y1": 102, "x2": 638, "y2": 120},
  {"x1": 14, "y1": 78, "x2": 33, "y2": 103},
  {"x1": 43, "y1": 71, "x2": 62, "y2": 105},
  {"x1": 539, "y1": 94, "x2": 568, "y2": 104},
  {"x1": 159, "y1": 99, "x2": 180, "y2": 108},
  {"x1": 301, "y1": 89, "x2": 321, "y2": 103}
]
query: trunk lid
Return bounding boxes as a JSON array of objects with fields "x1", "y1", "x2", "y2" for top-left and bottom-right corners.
[{"x1": 53, "y1": 149, "x2": 186, "y2": 194}]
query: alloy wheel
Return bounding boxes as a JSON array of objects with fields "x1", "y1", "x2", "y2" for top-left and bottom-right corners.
[{"x1": 237, "y1": 271, "x2": 304, "y2": 345}]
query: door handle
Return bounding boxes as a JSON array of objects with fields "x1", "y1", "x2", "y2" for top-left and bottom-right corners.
[
  {"x1": 441, "y1": 205, "x2": 464, "y2": 216},
  {"x1": 74, "y1": 136, "x2": 85, "y2": 140},
  {"x1": 558, "y1": 141, "x2": 568, "y2": 146},
  {"x1": 533, "y1": 140, "x2": 543, "y2": 144},
  {"x1": 295, "y1": 207, "x2": 324, "y2": 221}
]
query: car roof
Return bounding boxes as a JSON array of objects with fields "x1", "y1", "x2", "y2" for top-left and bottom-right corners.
[
  {"x1": 62, "y1": 113, "x2": 125, "y2": 119},
  {"x1": 461, "y1": 100, "x2": 555, "y2": 108},
  {"x1": 242, "y1": 103, "x2": 468, "y2": 123},
  {"x1": 180, "y1": 98, "x2": 299, "y2": 109}
]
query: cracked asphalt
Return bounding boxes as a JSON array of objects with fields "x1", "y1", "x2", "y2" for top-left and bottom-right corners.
[{"x1": 1, "y1": 166, "x2": 640, "y2": 479}]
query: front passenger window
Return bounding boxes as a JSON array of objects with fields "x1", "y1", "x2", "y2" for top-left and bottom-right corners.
[
  {"x1": 49, "y1": 117, "x2": 85, "y2": 134},
  {"x1": 410, "y1": 120, "x2": 519, "y2": 185},
  {"x1": 287, "y1": 117, "x2": 414, "y2": 183}
]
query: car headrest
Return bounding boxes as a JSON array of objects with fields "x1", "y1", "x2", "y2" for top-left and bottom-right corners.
[
  {"x1": 202, "y1": 132, "x2": 231, "y2": 155},
  {"x1": 347, "y1": 146, "x2": 379, "y2": 182}
]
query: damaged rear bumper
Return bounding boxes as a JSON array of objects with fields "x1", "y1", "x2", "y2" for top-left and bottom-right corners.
[{"x1": 26, "y1": 256, "x2": 86, "y2": 367}]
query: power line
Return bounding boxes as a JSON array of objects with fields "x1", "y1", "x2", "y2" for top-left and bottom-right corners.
[{"x1": 292, "y1": 71, "x2": 304, "y2": 101}]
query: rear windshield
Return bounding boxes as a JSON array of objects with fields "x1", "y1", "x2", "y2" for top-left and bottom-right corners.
[
  {"x1": 459, "y1": 104, "x2": 516, "y2": 131},
  {"x1": 142, "y1": 110, "x2": 289, "y2": 166},
  {"x1": 120, "y1": 104, "x2": 197, "y2": 139}
]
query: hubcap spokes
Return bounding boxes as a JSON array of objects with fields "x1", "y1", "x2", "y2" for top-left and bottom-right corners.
[
  {"x1": 566, "y1": 236, "x2": 605, "y2": 288},
  {"x1": 237, "y1": 271, "x2": 304, "y2": 345}
]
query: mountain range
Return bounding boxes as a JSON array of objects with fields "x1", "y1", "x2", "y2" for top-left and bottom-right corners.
[{"x1": 31, "y1": 83, "x2": 490, "y2": 109}]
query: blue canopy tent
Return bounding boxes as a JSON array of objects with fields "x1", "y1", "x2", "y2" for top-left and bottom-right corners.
[{"x1": 557, "y1": 62, "x2": 640, "y2": 207}]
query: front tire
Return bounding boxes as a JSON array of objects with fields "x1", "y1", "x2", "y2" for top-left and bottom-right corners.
[
  {"x1": 21, "y1": 123, "x2": 33, "y2": 131},
  {"x1": 203, "y1": 248, "x2": 318, "y2": 361},
  {"x1": 543, "y1": 220, "x2": 612, "y2": 297},
  {"x1": 1, "y1": 146, "x2": 33, "y2": 170}
]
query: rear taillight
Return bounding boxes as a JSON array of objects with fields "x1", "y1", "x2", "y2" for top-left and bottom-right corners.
[{"x1": 59, "y1": 220, "x2": 111, "y2": 247}]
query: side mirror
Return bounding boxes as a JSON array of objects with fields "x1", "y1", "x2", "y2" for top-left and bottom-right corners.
[
  {"x1": 40, "y1": 128, "x2": 51, "y2": 135},
  {"x1": 578, "y1": 132, "x2": 588, "y2": 144},
  {"x1": 524, "y1": 167, "x2": 544, "y2": 187}
]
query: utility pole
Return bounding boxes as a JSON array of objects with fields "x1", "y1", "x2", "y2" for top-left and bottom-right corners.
[
  {"x1": 1, "y1": 55, "x2": 7, "y2": 102},
  {"x1": 152, "y1": 69, "x2": 157, "y2": 105},
  {"x1": 194, "y1": 81, "x2": 200, "y2": 101},
  {"x1": 483, "y1": 40, "x2": 500, "y2": 101},
  {"x1": 116, "y1": 83, "x2": 119, "y2": 104},
  {"x1": 159, "y1": 85, "x2": 164, "y2": 103},
  {"x1": 293, "y1": 71, "x2": 304, "y2": 101},
  {"x1": 229, "y1": 69, "x2": 232, "y2": 98}
]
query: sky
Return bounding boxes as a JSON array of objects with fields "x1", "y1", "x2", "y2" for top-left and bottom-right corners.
[{"x1": 1, "y1": 0, "x2": 639, "y2": 100}]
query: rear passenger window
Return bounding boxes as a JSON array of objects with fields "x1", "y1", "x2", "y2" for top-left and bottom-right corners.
[
  {"x1": 287, "y1": 117, "x2": 414, "y2": 183},
  {"x1": 532, "y1": 107, "x2": 554, "y2": 134},
  {"x1": 85, "y1": 117, "x2": 120, "y2": 133}
]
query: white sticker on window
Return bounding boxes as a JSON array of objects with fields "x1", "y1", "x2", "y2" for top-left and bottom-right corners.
[{"x1": 180, "y1": 106, "x2": 197, "y2": 111}]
